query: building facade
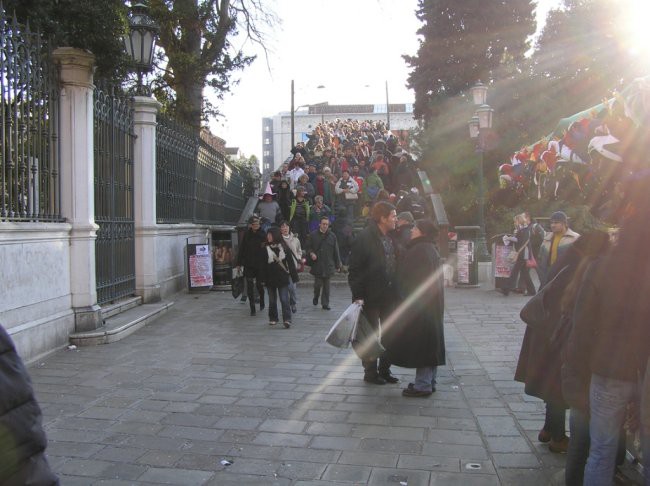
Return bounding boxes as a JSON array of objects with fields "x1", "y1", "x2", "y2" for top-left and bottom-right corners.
[{"x1": 262, "y1": 103, "x2": 417, "y2": 171}]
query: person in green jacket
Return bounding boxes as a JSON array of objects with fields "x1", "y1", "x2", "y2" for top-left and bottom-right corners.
[
  {"x1": 289, "y1": 188, "x2": 310, "y2": 246},
  {"x1": 362, "y1": 166, "x2": 384, "y2": 205}
]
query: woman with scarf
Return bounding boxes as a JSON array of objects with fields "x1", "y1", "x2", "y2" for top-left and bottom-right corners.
[{"x1": 263, "y1": 226, "x2": 299, "y2": 329}]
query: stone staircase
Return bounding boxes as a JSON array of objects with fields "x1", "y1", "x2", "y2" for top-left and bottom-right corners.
[{"x1": 69, "y1": 296, "x2": 174, "y2": 346}]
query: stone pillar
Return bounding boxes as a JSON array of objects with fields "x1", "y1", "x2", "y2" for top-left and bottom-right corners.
[
  {"x1": 133, "y1": 96, "x2": 162, "y2": 302},
  {"x1": 53, "y1": 47, "x2": 101, "y2": 332}
]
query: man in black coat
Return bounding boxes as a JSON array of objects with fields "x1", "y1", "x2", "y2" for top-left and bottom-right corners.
[
  {"x1": 348, "y1": 201, "x2": 399, "y2": 385},
  {"x1": 0, "y1": 325, "x2": 59, "y2": 485},
  {"x1": 307, "y1": 216, "x2": 341, "y2": 311},
  {"x1": 235, "y1": 216, "x2": 267, "y2": 316}
]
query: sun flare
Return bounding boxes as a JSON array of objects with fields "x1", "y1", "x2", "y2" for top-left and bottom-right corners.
[{"x1": 619, "y1": 0, "x2": 650, "y2": 61}]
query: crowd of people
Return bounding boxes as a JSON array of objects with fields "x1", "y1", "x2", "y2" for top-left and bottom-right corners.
[
  {"x1": 502, "y1": 204, "x2": 650, "y2": 485},
  {"x1": 257, "y1": 119, "x2": 425, "y2": 257}
]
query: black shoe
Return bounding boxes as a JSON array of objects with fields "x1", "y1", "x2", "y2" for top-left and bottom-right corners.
[
  {"x1": 291, "y1": 305, "x2": 297, "y2": 313},
  {"x1": 313, "y1": 297, "x2": 318, "y2": 306},
  {"x1": 250, "y1": 310, "x2": 256, "y2": 316},
  {"x1": 497, "y1": 288, "x2": 510, "y2": 296},
  {"x1": 363, "y1": 374, "x2": 387, "y2": 385},
  {"x1": 259, "y1": 302, "x2": 265, "y2": 311},
  {"x1": 322, "y1": 305, "x2": 331, "y2": 310},
  {"x1": 402, "y1": 386, "x2": 432, "y2": 397},
  {"x1": 379, "y1": 372, "x2": 399, "y2": 384}
]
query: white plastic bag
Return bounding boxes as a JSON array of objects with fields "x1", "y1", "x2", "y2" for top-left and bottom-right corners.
[{"x1": 325, "y1": 302, "x2": 362, "y2": 348}]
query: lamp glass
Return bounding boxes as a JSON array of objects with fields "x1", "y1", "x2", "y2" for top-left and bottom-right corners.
[
  {"x1": 477, "y1": 104, "x2": 493, "y2": 129},
  {"x1": 470, "y1": 82, "x2": 488, "y2": 105},
  {"x1": 468, "y1": 116, "x2": 480, "y2": 139}
]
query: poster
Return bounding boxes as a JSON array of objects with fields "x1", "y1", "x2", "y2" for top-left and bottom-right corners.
[
  {"x1": 495, "y1": 244, "x2": 513, "y2": 279},
  {"x1": 457, "y1": 240, "x2": 472, "y2": 284},
  {"x1": 188, "y1": 244, "x2": 213, "y2": 288}
]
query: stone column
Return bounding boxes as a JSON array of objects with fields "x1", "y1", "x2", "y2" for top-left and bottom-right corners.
[
  {"x1": 53, "y1": 47, "x2": 101, "y2": 332},
  {"x1": 133, "y1": 96, "x2": 162, "y2": 302}
]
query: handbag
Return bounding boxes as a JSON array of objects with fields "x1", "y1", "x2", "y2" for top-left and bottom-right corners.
[
  {"x1": 344, "y1": 192, "x2": 358, "y2": 200},
  {"x1": 519, "y1": 266, "x2": 567, "y2": 332},
  {"x1": 526, "y1": 253, "x2": 537, "y2": 269}
]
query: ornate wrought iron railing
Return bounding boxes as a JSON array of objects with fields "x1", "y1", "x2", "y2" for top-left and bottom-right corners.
[
  {"x1": 0, "y1": 11, "x2": 61, "y2": 222},
  {"x1": 93, "y1": 83, "x2": 136, "y2": 305},
  {"x1": 156, "y1": 116, "x2": 246, "y2": 225}
]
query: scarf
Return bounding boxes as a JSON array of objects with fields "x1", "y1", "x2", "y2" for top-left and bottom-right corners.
[{"x1": 266, "y1": 244, "x2": 286, "y2": 264}]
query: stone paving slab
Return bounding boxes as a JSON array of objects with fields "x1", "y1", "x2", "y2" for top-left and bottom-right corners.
[{"x1": 25, "y1": 285, "x2": 637, "y2": 484}]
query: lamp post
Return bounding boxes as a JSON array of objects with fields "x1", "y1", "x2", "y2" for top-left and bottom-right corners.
[
  {"x1": 123, "y1": 2, "x2": 159, "y2": 95},
  {"x1": 468, "y1": 81, "x2": 493, "y2": 262}
]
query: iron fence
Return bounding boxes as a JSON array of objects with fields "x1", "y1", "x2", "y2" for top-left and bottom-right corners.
[
  {"x1": 0, "y1": 11, "x2": 61, "y2": 222},
  {"x1": 93, "y1": 83, "x2": 136, "y2": 305},
  {"x1": 156, "y1": 116, "x2": 246, "y2": 224}
]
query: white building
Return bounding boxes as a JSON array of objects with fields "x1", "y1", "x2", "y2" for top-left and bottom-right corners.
[{"x1": 262, "y1": 102, "x2": 417, "y2": 173}]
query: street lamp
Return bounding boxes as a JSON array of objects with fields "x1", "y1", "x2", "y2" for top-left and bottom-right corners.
[
  {"x1": 468, "y1": 81, "x2": 494, "y2": 262},
  {"x1": 124, "y1": 2, "x2": 159, "y2": 95}
]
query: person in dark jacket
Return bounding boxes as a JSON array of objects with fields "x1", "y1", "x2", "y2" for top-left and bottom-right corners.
[
  {"x1": 572, "y1": 213, "x2": 650, "y2": 486},
  {"x1": 307, "y1": 216, "x2": 341, "y2": 311},
  {"x1": 0, "y1": 325, "x2": 59, "y2": 486},
  {"x1": 549, "y1": 232, "x2": 612, "y2": 485},
  {"x1": 348, "y1": 201, "x2": 399, "y2": 385},
  {"x1": 263, "y1": 226, "x2": 299, "y2": 329},
  {"x1": 514, "y1": 229, "x2": 580, "y2": 454},
  {"x1": 383, "y1": 219, "x2": 445, "y2": 397},
  {"x1": 235, "y1": 216, "x2": 267, "y2": 316}
]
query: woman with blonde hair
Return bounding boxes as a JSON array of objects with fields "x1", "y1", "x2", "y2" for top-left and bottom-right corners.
[{"x1": 500, "y1": 212, "x2": 536, "y2": 296}]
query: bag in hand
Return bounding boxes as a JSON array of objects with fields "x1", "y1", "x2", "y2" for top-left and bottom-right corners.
[
  {"x1": 351, "y1": 311, "x2": 385, "y2": 360},
  {"x1": 519, "y1": 266, "x2": 567, "y2": 334},
  {"x1": 526, "y1": 254, "x2": 537, "y2": 269},
  {"x1": 325, "y1": 302, "x2": 362, "y2": 348},
  {"x1": 344, "y1": 192, "x2": 358, "y2": 200}
]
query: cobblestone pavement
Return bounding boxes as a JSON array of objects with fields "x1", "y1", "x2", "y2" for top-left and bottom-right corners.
[{"x1": 30, "y1": 285, "x2": 568, "y2": 485}]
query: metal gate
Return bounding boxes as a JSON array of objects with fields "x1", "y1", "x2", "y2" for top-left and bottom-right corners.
[{"x1": 93, "y1": 85, "x2": 135, "y2": 305}]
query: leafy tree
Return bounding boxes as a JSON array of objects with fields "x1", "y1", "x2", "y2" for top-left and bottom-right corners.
[
  {"x1": 6, "y1": 0, "x2": 129, "y2": 80},
  {"x1": 149, "y1": 0, "x2": 276, "y2": 129}
]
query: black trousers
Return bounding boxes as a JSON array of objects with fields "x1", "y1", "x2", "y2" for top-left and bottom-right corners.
[
  {"x1": 246, "y1": 276, "x2": 264, "y2": 312},
  {"x1": 361, "y1": 300, "x2": 393, "y2": 376}
]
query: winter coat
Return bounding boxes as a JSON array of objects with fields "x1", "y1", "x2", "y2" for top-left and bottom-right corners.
[
  {"x1": 383, "y1": 237, "x2": 445, "y2": 369},
  {"x1": 282, "y1": 232, "x2": 302, "y2": 267},
  {"x1": 0, "y1": 326, "x2": 59, "y2": 486},
  {"x1": 263, "y1": 244, "x2": 299, "y2": 288},
  {"x1": 514, "y1": 249, "x2": 580, "y2": 405},
  {"x1": 256, "y1": 200, "x2": 281, "y2": 224},
  {"x1": 570, "y1": 255, "x2": 650, "y2": 386},
  {"x1": 236, "y1": 228, "x2": 267, "y2": 278},
  {"x1": 289, "y1": 198, "x2": 310, "y2": 222},
  {"x1": 348, "y1": 220, "x2": 397, "y2": 307},
  {"x1": 537, "y1": 228, "x2": 580, "y2": 285},
  {"x1": 362, "y1": 172, "x2": 384, "y2": 203},
  {"x1": 307, "y1": 229, "x2": 341, "y2": 278}
]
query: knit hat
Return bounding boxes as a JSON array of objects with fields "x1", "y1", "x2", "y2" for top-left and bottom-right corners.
[
  {"x1": 397, "y1": 211, "x2": 415, "y2": 224},
  {"x1": 550, "y1": 211, "x2": 568, "y2": 223}
]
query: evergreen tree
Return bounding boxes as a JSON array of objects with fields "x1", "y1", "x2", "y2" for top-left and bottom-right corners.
[{"x1": 404, "y1": 0, "x2": 535, "y2": 123}]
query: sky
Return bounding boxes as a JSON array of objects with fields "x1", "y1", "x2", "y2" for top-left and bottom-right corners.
[{"x1": 210, "y1": 0, "x2": 561, "y2": 160}]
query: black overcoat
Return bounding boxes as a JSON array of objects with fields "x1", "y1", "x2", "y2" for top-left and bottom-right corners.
[
  {"x1": 236, "y1": 228, "x2": 267, "y2": 278},
  {"x1": 0, "y1": 326, "x2": 59, "y2": 485},
  {"x1": 348, "y1": 220, "x2": 396, "y2": 306},
  {"x1": 383, "y1": 237, "x2": 446, "y2": 368},
  {"x1": 307, "y1": 229, "x2": 341, "y2": 278},
  {"x1": 262, "y1": 244, "x2": 299, "y2": 288}
]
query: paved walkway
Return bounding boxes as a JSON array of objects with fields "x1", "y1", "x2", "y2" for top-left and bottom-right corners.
[{"x1": 28, "y1": 285, "x2": 586, "y2": 484}]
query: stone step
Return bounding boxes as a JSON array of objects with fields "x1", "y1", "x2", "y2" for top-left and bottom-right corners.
[
  {"x1": 69, "y1": 301, "x2": 174, "y2": 346},
  {"x1": 296, "y1": 269, "x2": 349, "y2": 287},
  {"x1": 100, "y1": 296, "x2": 142, "y2": 319}
]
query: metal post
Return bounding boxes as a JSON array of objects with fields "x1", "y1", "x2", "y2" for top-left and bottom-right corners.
[
  {"x1": 290, "y1": 79, "x2": 295, "y2": 149},
  {"x1": 385, "y1": 80, "x2": 390, "y2": 129},
  {"x1": 476, "y1": 135, "x2": 490, "y2": 261}
]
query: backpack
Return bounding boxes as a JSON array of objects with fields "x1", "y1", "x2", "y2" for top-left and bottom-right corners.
[{"x1": 366, "y1": 185, "x2": 381, "y2": 200}]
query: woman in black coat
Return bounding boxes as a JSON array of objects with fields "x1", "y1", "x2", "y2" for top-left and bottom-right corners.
[
  {"x1": 0, "y1": 325, "x2": 59, "y2": 485},
  {"x1": 383, "y1": 219, "x2": 445, "y2": 398},
  {"x1": 263, "y1": 226, "x2": 299, "y2": 329}
]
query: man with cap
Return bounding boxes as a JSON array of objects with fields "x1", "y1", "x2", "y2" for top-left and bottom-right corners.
[
  {"x1": 537, "y1": 211, "x2": 580, "y2": 286},
  {"x1": 391, "y1": 211, "x2": 415, "y2": 249}
]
